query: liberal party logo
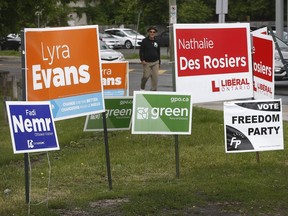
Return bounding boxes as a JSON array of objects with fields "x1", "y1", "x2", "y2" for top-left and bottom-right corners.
[
  {"x1": 27, "y1": 140, "x2": 34, "y2": 148},
  {"x1": 212, "y1": 78, "x2": 250, "y2": 92},
  {"x1": 137, "y1": 107, "x2": 149, "y2": 119}
]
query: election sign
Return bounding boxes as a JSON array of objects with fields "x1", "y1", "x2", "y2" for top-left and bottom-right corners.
[
  {"x1": 6, "y1": 101, "x2": 59, "y2": 154},
  {"x1": 174, "y1": 23, "x2": 253, "y2": 103},
  {"x1": 224, "y1": 99, "x2": 284, "y2": 153},
  {"x1": 251, "y1": 31, "x2": 275, "y2": 99},
  {"x1": 84, "y1": 97, "x2": 133, "y2": 131},
  {"x1": 102, "y1": 61, "x2": 129, "y2": 96},
  {"x1": 251, "y1": 27, "x2": 267, "y2": 35},
  {"x1": 24, "y1": 26, "x2": 105, "y2": 120},
  {"x1": 132, "y1": 91, "x2": 192, "y2": 134}
]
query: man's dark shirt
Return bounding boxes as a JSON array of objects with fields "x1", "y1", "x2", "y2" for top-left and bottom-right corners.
[{"x1": 139, "y1": 37, "x2": 161, "y2": 64}]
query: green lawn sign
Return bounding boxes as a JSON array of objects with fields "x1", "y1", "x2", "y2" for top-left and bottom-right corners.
[
  {"x1": 84, "y1": 97, "x2": 133, "y2": 131},
  {"x1": 132, "y1": 91, "x2": 193, "y2": 134}
]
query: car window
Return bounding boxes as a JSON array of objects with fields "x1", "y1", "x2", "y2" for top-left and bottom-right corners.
[
  {"x1": 100, "y1": 41, "x2": 109, "y2": 50},
  {"x1": 105, "y1": 30, "x2": 114, "y2": 35},
  {"x1": 276, "y1": 37, "x2": 288, "y2": 50},
  {"x1": 102, "y1": 33, "x2": 114, "y2": 39},
  {"x1": 123, "y1": 29, "x2": 139, "y2": 36},
  {"x1": 114, "y1": 31, "x2": 124, "y2": 37}
]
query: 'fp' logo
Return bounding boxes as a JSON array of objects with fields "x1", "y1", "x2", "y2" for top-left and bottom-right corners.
[{"x1": 230, "y1": 137, "x2": 241, "y2": 149}]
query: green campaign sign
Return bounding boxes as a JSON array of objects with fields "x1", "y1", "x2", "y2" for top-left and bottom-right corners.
[
  {"x1": 84, "y1": 97, "x2": 133, "y2": 131},
  {"x1": 132, "y1": 91, "x2": 193, "y2": 134}
]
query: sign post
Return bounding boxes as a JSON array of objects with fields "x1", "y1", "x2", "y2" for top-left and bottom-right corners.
[
  {"x1": 23, "y1": 26, "x2": 113, "y2": 190},
  {"x1": 6, "y1": 101, "x2": 59, "y2": 206},
  {"x1": 216, "y1": 0, "x2": 228, "y2": 23}
]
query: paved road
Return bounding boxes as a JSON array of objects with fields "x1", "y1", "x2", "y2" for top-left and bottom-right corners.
[{"x1": 1, "y1": 54, "x2": 288, "y2": 120}]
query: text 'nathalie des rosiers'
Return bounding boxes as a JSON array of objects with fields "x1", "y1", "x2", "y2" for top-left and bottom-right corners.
[{"x1": 178, "y1": 38, "x2": 272, "y2": 77}]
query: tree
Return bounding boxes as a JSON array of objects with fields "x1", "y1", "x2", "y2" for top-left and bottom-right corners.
[
  {"x1": 177, "y1": 0, "x2": 213, "y2": 23},
  {"x1": 226, "y1": 0, "x2": 275, "y2": 22},
  {"x1": 0, "y1": 0, "x2": 75, "y2": 36}
]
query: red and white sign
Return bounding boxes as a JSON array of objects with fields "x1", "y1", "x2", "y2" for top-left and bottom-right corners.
[
  {"x1": 251, "y1": 28, "x2": 275, "y2": 99},
  {"x1": 174, "y1": 23, "x2": 253, "y2": 103},
  {"x1": 251, "y1": 30, "x2": 275, "y2": 100}
]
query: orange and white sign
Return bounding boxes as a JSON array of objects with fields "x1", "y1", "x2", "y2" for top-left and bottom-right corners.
[
  {"x1": 24, "y1": 26, "x2": 105, "y2": 120},
  {"x1": 102, "y1": 61, "x2": 129, "y2": 96}
]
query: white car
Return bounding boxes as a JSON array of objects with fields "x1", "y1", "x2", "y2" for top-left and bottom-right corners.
[
  {"x1": 99, "y1": 32, "x2": 121, "y2": 49},
  {"x1": 99, "y1": 40, "x2": 125, "y2": 62},
  {"x1": 104, "y1": 28, "x2": 145, "y2": 49},
  {"x1": 274, "y1": 36, "x2": 288, "y2": 81}
]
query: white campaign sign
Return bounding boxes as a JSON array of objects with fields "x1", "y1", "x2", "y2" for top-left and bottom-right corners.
[
  {"x1": 174, "y1": 23, "x2": 253, "y2": 103},
  {"x1": 224, "y1": 99, "x2": 284, "y2": 153}
]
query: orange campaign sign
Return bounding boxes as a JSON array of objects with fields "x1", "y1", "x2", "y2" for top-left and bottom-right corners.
[
  {"x1": 101, "y1": 61, "x2": 129, "y2": 96},
  {"x1": 24, "y1": 26, "x2": 105, "y2": 120}
]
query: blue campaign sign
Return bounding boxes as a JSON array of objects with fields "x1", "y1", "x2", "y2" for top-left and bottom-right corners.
[{"x1": 6, "y1": 101, "x2": 59, "y2": 154}]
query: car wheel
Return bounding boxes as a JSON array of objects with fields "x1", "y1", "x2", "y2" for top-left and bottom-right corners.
[{"x1": 124, "y1": 40, "x2": 133, "y2": 49}]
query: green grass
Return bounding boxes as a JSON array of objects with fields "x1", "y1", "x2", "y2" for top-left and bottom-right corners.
[
  {"x1": 0, "y1": 106, "x2": 288, "y2": 216},
  {"x1": 0, "y1": 50, "x2": 21, "y2": 56}
]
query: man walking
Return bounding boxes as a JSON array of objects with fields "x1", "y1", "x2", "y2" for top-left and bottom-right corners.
[{"x1": 139, "y1": 26, "x2": 161, "y2": 91}]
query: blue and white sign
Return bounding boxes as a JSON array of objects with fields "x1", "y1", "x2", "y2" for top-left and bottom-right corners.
[{"x1": 6, "y1": 101, "x2": 59, "y2": 154}]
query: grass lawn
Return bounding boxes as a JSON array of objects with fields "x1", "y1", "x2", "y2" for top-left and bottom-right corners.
[{"x1": 0, "y1": 105, "x2": 287, "y2": 216}]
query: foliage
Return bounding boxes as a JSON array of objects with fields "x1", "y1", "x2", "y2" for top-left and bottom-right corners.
[
  {"x1": 177, "y1": 0, "x2": 213, "y2": 23},
  {"x1": 0, "y1": 0, "x2": 277, "y2": 37},
  {"x1": 227, "y1": 0, "x2": 275, "y2": 22},
  {"x1": 0, "y1": 0, "x2": 75, "y2": 36}
]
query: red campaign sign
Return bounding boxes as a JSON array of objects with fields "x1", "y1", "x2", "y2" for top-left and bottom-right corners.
[
  {"x1": 176, "y1": 28, "x2": 250, "y2": 77},
  {"x1": 252, "y1": 36, "x2": 273, "y2": 82}
]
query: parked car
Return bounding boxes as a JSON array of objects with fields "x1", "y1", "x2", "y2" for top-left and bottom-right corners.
[
  {"x1": 0, "y1": 33, "x2": 21, "y2": 51},
  {"x1": 156, "y1": 30, "x2": 169, "y2": 47},
  {"x1": 274, "y1": 36, "x2": 288, "y2": 81},
  {"x1": 99, "y1": 40, "x2": 125, "y2": 62},
  {"x1": 99, "y1": 32, "x2": 121, "y2": 49},
  {"x1": 104, "y1": 28, "x2": 145, "y2": 49},
  {"x1": 273, "y1": 31, "x2": 288, "y2": 44}
]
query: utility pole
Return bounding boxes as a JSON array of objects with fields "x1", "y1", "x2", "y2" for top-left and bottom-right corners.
[
  {"x1": 275, "y1": 0, "x2": 284, "y2": 40},
  {"x1": 169, "y1": 0, "x2": 180, "y2": 178},
  {"x1": 216, "y1": 0, "x2": 228, "y2": 23}
]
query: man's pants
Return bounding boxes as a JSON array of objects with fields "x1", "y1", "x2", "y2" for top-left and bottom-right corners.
[{"x1": 140, "y1": 61, "x2": 159, "y2": 91}]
